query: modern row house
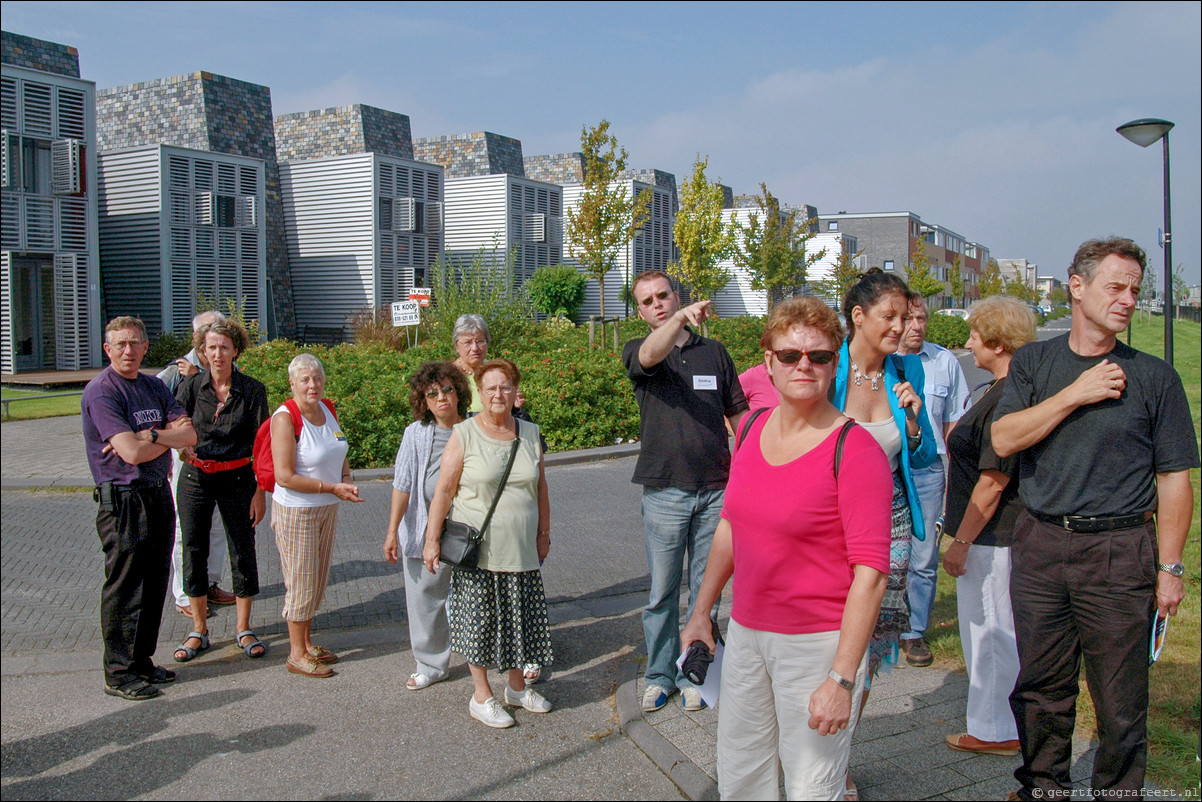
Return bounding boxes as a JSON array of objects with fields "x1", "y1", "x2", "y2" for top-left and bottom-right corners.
[
  {"x1": 415, "y1": 132, "x2": 563, "y2": 290},
  {"x1": 525, "y1": 154, "x2": 678, "y2": 320},
  {"x1": 1, "y1": 33, "x2": 99, "y2": 373},
  {"x1": 96, "y1": 144, "x2": 266, "y2": 336},
  {"x1": 817, "y1": 211, "x2": 989, "y2": 308}
]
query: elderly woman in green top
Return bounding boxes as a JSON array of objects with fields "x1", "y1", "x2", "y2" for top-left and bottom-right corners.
[
  {"x1": 451, "y1": 314, "x2": 489, "y2": 414},
  {"x1": 423, "y1": 358, "x2": 552, "y2": 729}
]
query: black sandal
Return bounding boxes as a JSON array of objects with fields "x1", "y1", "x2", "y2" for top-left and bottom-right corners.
[{"x1": 104, "y1": 678, "x2": 162, "y2": 701}]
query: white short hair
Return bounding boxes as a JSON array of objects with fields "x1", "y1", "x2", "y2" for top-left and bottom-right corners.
[
  {"x1": 288, "y1": 353, "x2": 325, "y2": 382},
  {"x1": 192, "y1": 309, "x2": 226, "y2": 332}
]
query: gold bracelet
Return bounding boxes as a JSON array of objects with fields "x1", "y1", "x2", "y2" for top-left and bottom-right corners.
[
  {"x1": 318, "y1": 480, "x2": 323, "y2": 494},
  {"x1": 952, "y1": 537, "x2": 974, "y2": 546}
]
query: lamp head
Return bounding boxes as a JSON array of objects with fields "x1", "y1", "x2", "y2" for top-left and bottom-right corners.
[{"x1": 1116, "y1": 118, "x2": 1174, "y2": 148}]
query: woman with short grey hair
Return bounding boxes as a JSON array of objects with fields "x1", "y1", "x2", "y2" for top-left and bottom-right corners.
[{"x1": 451, "y1": 315, "x2": 490, "y2": 413}]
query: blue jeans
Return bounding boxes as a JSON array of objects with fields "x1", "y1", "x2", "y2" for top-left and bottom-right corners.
[
  {"x1": 904, "y1": 461, "x2": 945, "y2": 641},
  {"x1": 641, "y1": 486, "x2": 724, "y2": 691}
]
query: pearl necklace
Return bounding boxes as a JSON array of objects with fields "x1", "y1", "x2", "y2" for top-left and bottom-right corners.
[{"x1": 850, "y1": 361, "x2": 884, "y2": 391}]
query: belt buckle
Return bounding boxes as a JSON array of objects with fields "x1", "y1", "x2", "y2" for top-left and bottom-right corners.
[
  {"x1": 1060, "y1": 516, "x2": 1074, "y2": 531},
  {"x1": 195, "y1": 458, "x2": 215, "y2": 473}
]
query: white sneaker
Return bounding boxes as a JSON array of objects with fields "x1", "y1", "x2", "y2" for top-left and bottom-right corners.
[
  {"x1": 642, "y1": 685, "x2": 672, "y2": 712},
  {"x1": 681, "y1": 686, "x2": 706, "y2": 712},
  {"x1": 504, "y1": 685, "x2": 553, "y2": 713},
  {"x1": 469, "y1": 695, "x2": 515, "y2": 728}
]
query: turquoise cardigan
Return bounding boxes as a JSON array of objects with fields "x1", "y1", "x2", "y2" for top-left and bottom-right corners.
[{"x1": 831, "y1": 339, "x2": 938, "y2": 540}]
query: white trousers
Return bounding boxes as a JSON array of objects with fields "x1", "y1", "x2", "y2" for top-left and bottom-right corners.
[
  {"x1": 169, "y1": 450, "x2": 226, "y2": 606},
  {"x1": 718, "y1": 621, "x2": 867, "y2": 801},
  {"x1": 956, "y1": 545, "x2": 1020, "y2": 742}
]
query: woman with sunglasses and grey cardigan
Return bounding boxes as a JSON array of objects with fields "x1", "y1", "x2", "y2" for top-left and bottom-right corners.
[{"x1": 383, "y1": 361, "x2": 471, "y2": 691}]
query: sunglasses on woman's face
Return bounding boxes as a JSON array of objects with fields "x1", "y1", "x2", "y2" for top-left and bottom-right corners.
[
  {"x1": 771, "y1": 349, "x2": 836, "y2": 366},
  {"x1": 424, "y1": 384, "x2": 456, "y2": 399}
]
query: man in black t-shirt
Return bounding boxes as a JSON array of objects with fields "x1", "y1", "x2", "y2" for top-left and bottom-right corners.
[
  {"x1": 993, "y1": 238, "x2": 1198, "y2": 800},
  {"x1": 622, "y1": 271, "x2": 748, "y2": 713}
]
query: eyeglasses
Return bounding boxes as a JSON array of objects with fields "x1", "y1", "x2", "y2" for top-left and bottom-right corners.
[
  {"x1": 424, "y1": 384, "x2": 456, "y2": 399},
  {"x1": 107, "y1": 340, "x2": 145, "y2": 352},
  {"x1": 457, "y1": 338, "x2": 488, "y2": 348},
  {"x1": 771, "y1": 349, "x2": 836, "y2": 366},
  {"x1": 639, "y1": 290, "x2": 672, "y2": 307},
  {"x1": 484, "y1": 385, "x2": 515, "y2": 396}
]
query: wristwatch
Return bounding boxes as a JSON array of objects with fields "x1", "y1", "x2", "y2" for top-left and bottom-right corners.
[
  {"x1": 827, "y1": 669, "x2": 854, "y2": 690},
  {"x1": 149, "y1": 429, "x2": 159, "y2": 443},
  {"x1": 1157, "y1": 562, "x2": 1185, "y2": 577}
]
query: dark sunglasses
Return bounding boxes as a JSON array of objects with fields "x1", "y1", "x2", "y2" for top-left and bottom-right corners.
[
  {"x1": 639, "y1": 290, "x2": 672, "y2": 307},
  {"x1": 771, "y1": 349, "x2": 836, "y2": 366},
  {"x1": 424, "y1": 384, "x2": 456, "y2": 399}
]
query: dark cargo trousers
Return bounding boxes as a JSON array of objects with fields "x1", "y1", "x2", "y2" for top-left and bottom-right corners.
[{"x1": 1008, "y1": 510, "x2": 1157, "y2": 798}]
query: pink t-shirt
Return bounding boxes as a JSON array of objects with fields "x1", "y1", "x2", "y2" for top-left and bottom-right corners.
[
  {"x1": 738, "y1": 363, "x2": 779, "y2": 411},
  {"x1": 722, "y1": 410, "x2": 892, "y2": 634}
]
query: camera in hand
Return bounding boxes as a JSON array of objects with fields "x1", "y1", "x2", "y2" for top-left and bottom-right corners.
[{"x1": 682, "y1": 619, "x2": 723, "y2": 685}]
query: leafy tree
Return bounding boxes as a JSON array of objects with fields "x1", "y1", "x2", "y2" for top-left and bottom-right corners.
[
  {"x1": 1172, "y1": 263, "x2": 1189, "y2": 305},
  {"x1": 732, "y1": 183, "x2": 824, "y2": 311},
  {"x1": 668, "y1": 155, "x2": 736, "y2": 304},
  {"x1": 814, "y1": 247, "x2": 864, "y2": 307},
  {"x1": 564, "y1": 119, "x2": 652, "y2": 318},
  {"x1": 905, "y1": 240, "x2": 946, "y2": 299},
  {"x1": 948, "y1": 254, "x2": 965, "y2": 307},
  {"x1": 1048, "y1": 285, "x2": 1069, "y2": 305},
  {"x1": 527, "y1": 264, "x2": 588, "y2": 319},
  {"x1": 979, "y1": 258, "x2": 1005, "y2": 298},
  {"x1": 424, "y1": 246, "x2": 536, "y2": 348},
  {"x1": 1004, "y1": 281, "x2": 1039, "y2": 303}
]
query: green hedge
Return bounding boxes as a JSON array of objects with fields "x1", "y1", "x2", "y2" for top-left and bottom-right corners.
[
  {"x1": 925, "y1": 315, "x2": 971, "y2": 350},
  {"x1": 237, "y1": 316, "x2": 777, "y2": 469}
]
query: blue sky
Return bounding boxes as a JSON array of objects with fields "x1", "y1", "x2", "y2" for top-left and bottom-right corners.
[{"x1": 4, "y1": 1, "x2": 1200, "y2": 286}]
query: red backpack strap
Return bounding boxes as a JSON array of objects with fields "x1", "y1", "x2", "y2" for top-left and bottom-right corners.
[
  {"x1": 283, "y1": 398, "x2": 303, "y2": 437},
  {"x1": 320, "y1": 397, "x2": 337, "y2": 420}
]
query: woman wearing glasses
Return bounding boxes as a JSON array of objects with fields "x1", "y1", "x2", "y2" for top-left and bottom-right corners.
[
  {"x1": 834, "y1": 269, "x2": 938, "y2": 799},
  {"x1": 451, "y1": 314, "x2": 490, "y2": 413},
  {"x1": 682, "y1": 296, "x2": 892, "y2": 798},
  {"x1": 423, "y1": 358, "x2": 553, "y2": 729},
  {"x1": 173, "y1": 318, "x2": 269, "y2": 664},
  {"x1": 383, "y1": 361, "x2": 471, "y2": 691}
]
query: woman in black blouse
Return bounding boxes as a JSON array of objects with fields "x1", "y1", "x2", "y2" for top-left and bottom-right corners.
[{"x1": 173, "y1": 318, "x2": 269, "y2": 663}]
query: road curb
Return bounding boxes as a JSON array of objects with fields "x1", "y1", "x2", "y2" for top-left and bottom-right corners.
[{"x1": 616, "y1": 654, "x2": 718, "y2": 801}]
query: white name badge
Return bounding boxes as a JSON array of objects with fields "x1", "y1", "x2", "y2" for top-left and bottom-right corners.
[{"x1": 693, "y1": 375, "x2": 718, "y2": 391}]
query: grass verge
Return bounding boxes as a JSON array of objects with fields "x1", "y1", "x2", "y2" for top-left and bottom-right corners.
[
  {"x1": 0, "y1": 388, "x2": 83, "y2": 422},
  {"x1": 927, "y1": 317, "x2": 1200, "y2": 792}
]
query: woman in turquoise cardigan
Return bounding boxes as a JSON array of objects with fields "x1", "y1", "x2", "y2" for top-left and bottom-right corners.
[{"x1": 834, "y1": 268, "x2": 937, "y2": 799}]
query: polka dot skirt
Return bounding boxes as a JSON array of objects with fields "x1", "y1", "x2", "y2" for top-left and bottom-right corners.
[{"x1": 449, "y1": 566, "x2": 553, "y2": 671}]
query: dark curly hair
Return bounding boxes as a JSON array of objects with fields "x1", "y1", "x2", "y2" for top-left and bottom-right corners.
[
  {"x1": 408, "y1": 361, "x2": 471, "y2": 423},
  {"x1": 842, "y1": 268, "x2": 915, "y2": 341}
]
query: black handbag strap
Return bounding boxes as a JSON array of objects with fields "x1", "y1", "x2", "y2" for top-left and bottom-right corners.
[{"x1": 476, "y1": 434, "x2": 522, "y2": 538}]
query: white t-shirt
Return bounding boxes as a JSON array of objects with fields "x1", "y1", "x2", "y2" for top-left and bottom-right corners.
[{"x1": 271, "y1": 404, "x2": 348, "y2": 508}]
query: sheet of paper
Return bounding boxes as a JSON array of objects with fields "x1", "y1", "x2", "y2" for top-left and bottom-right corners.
[{"x1": 676, "y1": 641, "x2": 724, "y2": 708}]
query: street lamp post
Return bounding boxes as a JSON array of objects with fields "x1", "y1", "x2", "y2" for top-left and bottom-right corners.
[{"x1": 1116, "y1": 118, "x2": 1174, "y2": 365}]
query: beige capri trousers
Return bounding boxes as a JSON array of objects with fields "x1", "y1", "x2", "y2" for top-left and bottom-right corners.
[{"x1": 271, "y1": 500, "x2": 338, "y2": 621}]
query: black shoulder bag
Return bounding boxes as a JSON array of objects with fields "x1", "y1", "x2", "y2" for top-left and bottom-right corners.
[{"x1": 439, "y1": 436, "x2": 521, "y2": 569}]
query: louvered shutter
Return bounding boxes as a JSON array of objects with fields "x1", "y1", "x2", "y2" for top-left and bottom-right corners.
[
  {"x1": 0, "y1": 77, "x2": 17, "y2": 131},
  {"x1": 393, "y1": 198, "x2": 415, "y2": 232},
  {"x1": 235, "y1": 195, "x2": 256, "y2": 228},
  {"x1": 22, "y1": 82, "x2": 52, "y2": 138},
  {"x1": 55, "y1": 88, "x2": 86, "y2": 140},
  {"x1": 525, "y1": 213, "x2": 546, "y2": 243},
  {"x1": 195, "y1": 192, "x2": 215, "y2": 226},
  {"x1": 1, "y1": 130, "x2": 10, "y2": 189},
  {"x1": 51, "y1": 139, "x2": 84, "y2": 195},
  {"x1": 53, "y1": 253, "x2": 89, "y2": 370},
  {"x1": 424, "y1": 201, "x2": 442, "y2": 236}
]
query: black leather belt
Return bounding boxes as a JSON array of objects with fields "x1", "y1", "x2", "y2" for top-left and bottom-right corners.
[{"x1": 1029, "y1": 509, "x2": 1153, "y2": 533}]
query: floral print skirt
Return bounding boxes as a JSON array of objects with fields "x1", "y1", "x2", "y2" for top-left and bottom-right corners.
[{"x1": 449, "y1": 566, "x2": 553, "y2": 671}]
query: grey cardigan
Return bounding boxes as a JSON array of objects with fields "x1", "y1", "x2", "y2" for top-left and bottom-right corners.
[{"x1": 391, "y1": 419, "x2": 449, "y2": 559}]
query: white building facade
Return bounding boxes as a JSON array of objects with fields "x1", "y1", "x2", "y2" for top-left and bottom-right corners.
[
  {"x1": 1, "y1": 62, "x2": 99, "y2": 372},
  {"x1": 97, "y1": 144, "x2": 266, "y2": 335},
  {"x1": 442, "y1": 173, "x2": 563, "y2": 287},
  {"x1": 279, "y1": 152, "x2": 443, "y2": 336}
]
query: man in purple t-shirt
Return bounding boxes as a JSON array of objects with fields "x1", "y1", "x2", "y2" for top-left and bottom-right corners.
[{"x1": 81, "y1": 316, "x2": 196, "y2": 700}]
